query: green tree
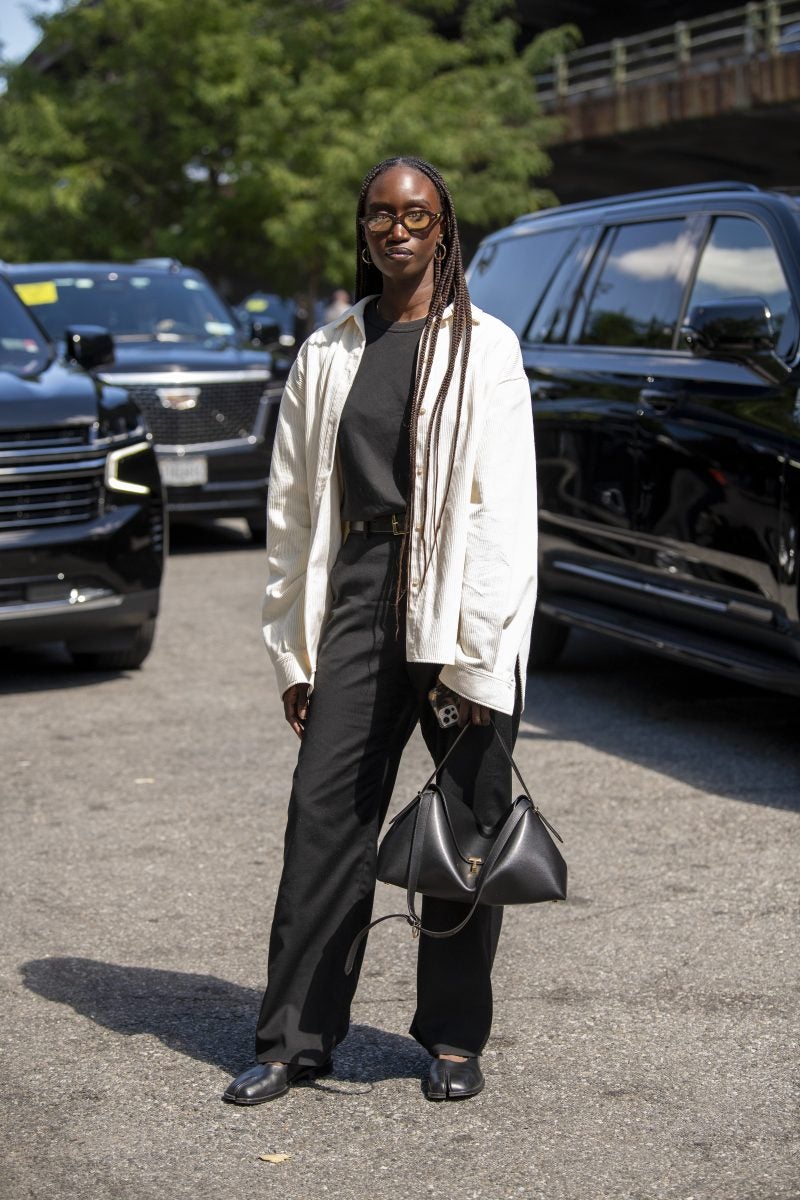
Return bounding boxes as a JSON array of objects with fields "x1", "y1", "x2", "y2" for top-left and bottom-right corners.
[{"x1": 0, "y1": 0, "x2": 578, "y2": 302}]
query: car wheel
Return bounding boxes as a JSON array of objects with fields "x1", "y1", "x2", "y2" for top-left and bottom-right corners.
[
  {"x1": 247, "y1": 513, "x2": 267, "y2": 543},
  {"x1": 69, "y1": 618, "x2": 156, "y2": 671},
  {"x1": 528, "y1": 609, "x2": 570, "y2": 670}
]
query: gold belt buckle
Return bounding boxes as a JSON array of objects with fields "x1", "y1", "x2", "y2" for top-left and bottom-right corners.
[
  {"x1": 391, "y1": 514, "x2": 403, "y2": 536},
  {"x1": 468, "y1": 856, "x2": 483, "y2": 876}
]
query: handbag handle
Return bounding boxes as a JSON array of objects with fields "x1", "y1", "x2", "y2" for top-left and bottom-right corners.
[
  {"x1": 489, "y1": 718, "x2": 563, "y2": 842},
  {"x1": 419, "y1": 721, "x2": 470, "y2": 792},
  {"x1": 392, "y1": 720, "x2": 560, "y2": 841}
]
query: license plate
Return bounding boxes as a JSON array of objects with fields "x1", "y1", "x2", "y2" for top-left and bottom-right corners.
[{"x1": 160, "y1": 455, "x2": 208, "y2": 486}]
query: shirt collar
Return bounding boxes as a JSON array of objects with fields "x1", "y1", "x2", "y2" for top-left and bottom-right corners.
[{"x1": 328, "y1": 295, "x2": 481, "y2": 334}]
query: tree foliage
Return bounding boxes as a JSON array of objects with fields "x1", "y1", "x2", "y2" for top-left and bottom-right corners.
[{"x1": 0, "y1": 0, "x2": 578, "y2": 299}]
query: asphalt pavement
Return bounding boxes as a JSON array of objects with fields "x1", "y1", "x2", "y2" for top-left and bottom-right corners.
[{"x1": 2, "y1": 519, "x2": 798, "y2": 1200}]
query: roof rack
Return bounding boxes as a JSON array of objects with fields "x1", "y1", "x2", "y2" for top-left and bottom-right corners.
[{"x1": 513, "y1": 181, "x2": 761, "y2": 224}]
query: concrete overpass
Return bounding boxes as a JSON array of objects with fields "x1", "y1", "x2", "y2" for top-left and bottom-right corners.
[{"x1": 540, "y1": 1, "x2": 800, "y2": 202}]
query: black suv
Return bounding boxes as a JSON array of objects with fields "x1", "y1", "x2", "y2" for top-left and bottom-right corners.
[
  {"x1": 8, "y1": 260, "x2": 284, "y2": 539},
  {"x1": 0, "y1": 273, "x2": 164, "y2": 668},
  {"x1": 467, "y1": 182, "x2": 800, "y2": 696}
]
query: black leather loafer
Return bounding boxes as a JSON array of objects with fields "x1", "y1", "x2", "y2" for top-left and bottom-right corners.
[
  {"x1": 426, "y1": 1057, "x2": 484, "y2": 1101},
  {"x1": 222, "y1": 1059, "x2": 333, "y2": 1106}
]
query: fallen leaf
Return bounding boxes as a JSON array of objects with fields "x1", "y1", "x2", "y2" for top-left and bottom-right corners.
[{"x1": 258, "y1": 1153, "x2": 291, "y2": 1165}]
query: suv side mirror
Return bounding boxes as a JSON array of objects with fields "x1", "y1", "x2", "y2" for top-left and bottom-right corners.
[
  {"x1": 65, "y1": 325, "x2": 115, "y2": 371},
  {"x1": 249, "y1": 317, "x2": 282, "y2": 347},
  {"x1": 681, "y1": 299, "x2": 790, "y2": 385}
]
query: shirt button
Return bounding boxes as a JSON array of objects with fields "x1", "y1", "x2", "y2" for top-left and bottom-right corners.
[
  {"x1": 419, "y1": 408, "x2": 426, "y2": 415},
  {"x1": 416, "y1": 467, "x2": 423, "y2": 476},
  {"x1": 411, "y1": 580, "x2": 419, "y2": 590},
  {"x1": 415, "y1": 524, "x2": 422, "y2": 534}
]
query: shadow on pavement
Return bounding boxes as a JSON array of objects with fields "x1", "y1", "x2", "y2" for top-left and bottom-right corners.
[
  {"x1": 168, "y1": 517, "x2": 262, "y2": 556},
  {"x1": 522, "y1": 629, "x2": 800, "y2": 812},
  {"x1": 0, "y1": 646, "x2": 138, "y2": 695},
  {"x1": 21, "y1": 957, "x2": 429, "y2": 1084}
]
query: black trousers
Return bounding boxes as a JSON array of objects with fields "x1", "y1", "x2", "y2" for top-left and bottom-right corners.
[{"x1": 255, "y1": 533, "x2": 521, "y2": 1065}]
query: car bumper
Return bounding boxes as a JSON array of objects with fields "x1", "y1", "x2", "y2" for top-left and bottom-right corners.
[
  {"x1": 0, "y1": 587, "x2": 160, "y2": 648},
  {"x1": 0, "y1": 502, "x2": 164, "y2": 649},
  {"x1": 157, "y1": 439, "x2": 271, "y2": 517}
]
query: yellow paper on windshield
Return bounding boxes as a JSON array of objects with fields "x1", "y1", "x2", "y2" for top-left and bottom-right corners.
[{"x1": 15, "y1": 281, "x2": 58, "y2": 306}]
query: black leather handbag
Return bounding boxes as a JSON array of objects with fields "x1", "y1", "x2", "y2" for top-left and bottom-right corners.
[{"x1": 345, "y1": 722, "x2": 566, "y2": 974}]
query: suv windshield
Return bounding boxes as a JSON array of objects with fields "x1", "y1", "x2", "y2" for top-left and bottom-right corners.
[
  {"x1": 14, "y1": 270, "x2": 238, "y2": 344},
  {"x1": 0, "y1": 277, "x2": 51, "y2": 376}
]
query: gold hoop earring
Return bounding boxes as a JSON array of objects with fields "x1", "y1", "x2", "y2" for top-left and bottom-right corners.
[
  {"x1": 434, "y1": 242, "x2": 447, "y2": 261},
  {"x1": 361, "y1": 247, "x2": 372, "y2": 264}
]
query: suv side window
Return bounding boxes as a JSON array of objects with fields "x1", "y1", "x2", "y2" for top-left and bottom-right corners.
[
  {"x1": 576, "y1": 219, "x2": 688, "y2": 350},
  {"x1": 468, "y1": 228, "x2": 576, "y2": 336},
  {"x1": 686, "y1": 215, "x2": 795, "y2": 351}
]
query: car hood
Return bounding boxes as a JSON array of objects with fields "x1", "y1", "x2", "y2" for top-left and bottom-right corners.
[
  {"x1": 0, "y1": 360, "x2": 107, "y2": 430},
  {"x1": 99, "y1": 341, "x2": 272, "y2": 379}
]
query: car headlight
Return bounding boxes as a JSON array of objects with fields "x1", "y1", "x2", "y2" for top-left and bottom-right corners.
[{"x1": 105, "y1": 441, "x2": 152, "y2": 495}]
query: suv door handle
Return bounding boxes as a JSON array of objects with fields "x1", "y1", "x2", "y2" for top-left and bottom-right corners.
[{"x1": 638, "y1": 387, "x2": 680, "y2": 414}]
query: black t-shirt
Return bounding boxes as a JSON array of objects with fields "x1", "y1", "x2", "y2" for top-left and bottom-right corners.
[{"x1": 338, "y1": 300, "x2": 426, "y2": 522}]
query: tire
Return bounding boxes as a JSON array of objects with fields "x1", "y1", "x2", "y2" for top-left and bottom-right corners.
[
  {"x1": 528, "y1": 609, "x2": 570, "y2": 670},
  {"x1": 69, "y1": 618, "x2": 156, "y2": 671}
]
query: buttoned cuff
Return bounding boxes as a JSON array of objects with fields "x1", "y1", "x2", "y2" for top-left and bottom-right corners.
[
  {"x1": 270, "y1": 651, "x2": 312, "y2": 700},
  {"x1": 438, "y1": 663, "x2": 515, "y2": 716}
]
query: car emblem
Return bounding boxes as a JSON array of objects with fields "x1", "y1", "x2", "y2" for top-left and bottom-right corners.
[{"x1": 156, "y1": 386, "x2": 200, "y2": 411}]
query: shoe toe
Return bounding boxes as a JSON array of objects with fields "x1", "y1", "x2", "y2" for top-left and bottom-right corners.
[
  {"x1": 426, "y1": 1057, "x2": 484, "y2": 1101},
  {"x1": 426, "y1": 1059, "x2": 449, "y2": 1100},
  {"x1": 222, "y1": 1059, "x2": 334, "y2": 1105},
  {"x1": 223, "y1": 1062, "x2": 288, "y2": 1104},
  {"x1": 447, "y1": 1059, "x2": 484, "y2": 1098}
]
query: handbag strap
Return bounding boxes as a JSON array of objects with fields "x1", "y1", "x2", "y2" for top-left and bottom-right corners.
[{"x1": 345, "y1": 728, "x2": 468, "y2": 975}]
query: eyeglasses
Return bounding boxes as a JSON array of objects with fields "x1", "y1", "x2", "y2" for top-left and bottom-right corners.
[{"x1": 360, "y1": 209, "x2": 442, "y2": 235}]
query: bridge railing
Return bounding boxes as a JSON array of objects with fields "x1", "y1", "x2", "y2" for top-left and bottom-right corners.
[{"x1": 537, "y1": 0, "x2": 800, "y2": 105}]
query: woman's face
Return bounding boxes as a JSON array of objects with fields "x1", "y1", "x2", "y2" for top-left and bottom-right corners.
[{"x1": 362, "y1": 165, "x2": 443, "y2": 286}]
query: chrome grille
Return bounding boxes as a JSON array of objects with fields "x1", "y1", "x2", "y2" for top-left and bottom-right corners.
[
  {"x1": 123, "y1": 378, "x2": 267, "y2": 445},
  {"x1": 0, "y1": 468, "x2": 103, "y2": 530},
  {"x1": 0, "y1": 425, "x2": 91, "y2": 452}
]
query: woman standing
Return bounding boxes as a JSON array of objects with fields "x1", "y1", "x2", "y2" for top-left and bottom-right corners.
[{"x1": 224, "y1": 156, "x2": 538, "y2": 1104}]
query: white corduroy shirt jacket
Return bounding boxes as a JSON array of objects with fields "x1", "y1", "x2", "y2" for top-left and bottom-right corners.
[{"x1": 262, "y1": 296, "x2": 537, "y2": 715}]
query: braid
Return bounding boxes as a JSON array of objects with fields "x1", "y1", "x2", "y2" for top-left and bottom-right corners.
[{"x1": 355, "y1": 156, "x2": 473, "y2": 617}]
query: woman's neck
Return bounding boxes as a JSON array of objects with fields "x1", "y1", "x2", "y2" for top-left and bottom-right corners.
[{"x1": 377, "y1": 277, "x2": 434, "y2": 323}]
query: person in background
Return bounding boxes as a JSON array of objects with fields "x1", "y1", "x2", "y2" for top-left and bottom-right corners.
[{"x1": 323, "y1": 287, "x2": 353, "y2": 324}]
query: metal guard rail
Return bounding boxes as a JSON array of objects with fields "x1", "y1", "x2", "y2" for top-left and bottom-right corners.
[{"x1": 537, "y1": 0, "x2": 800, "y2": 104}]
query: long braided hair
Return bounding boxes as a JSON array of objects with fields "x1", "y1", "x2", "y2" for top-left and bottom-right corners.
[{"x1": 355, "y1": 156, "x2": 473, "y2": 611}]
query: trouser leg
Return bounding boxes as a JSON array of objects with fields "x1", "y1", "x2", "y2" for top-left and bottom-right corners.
[
  {"x1": 408, "y1": 669, "x2": 523, "y2": 1057},
  {"x1": 254, "y1": 537, "x2": 417, "y2": 1065}
]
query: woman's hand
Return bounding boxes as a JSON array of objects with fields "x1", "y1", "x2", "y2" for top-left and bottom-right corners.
[
  {"x1": 451, "y1": 690, "x2": 491, "y2": 727},
  {"x1": 283, "y1": 683, "x2": 310, "y2": 739}
]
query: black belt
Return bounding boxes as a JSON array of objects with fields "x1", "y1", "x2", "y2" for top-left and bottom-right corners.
[{"x1": 349, "y1": 514, "x2": 406, "y2": 536}]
